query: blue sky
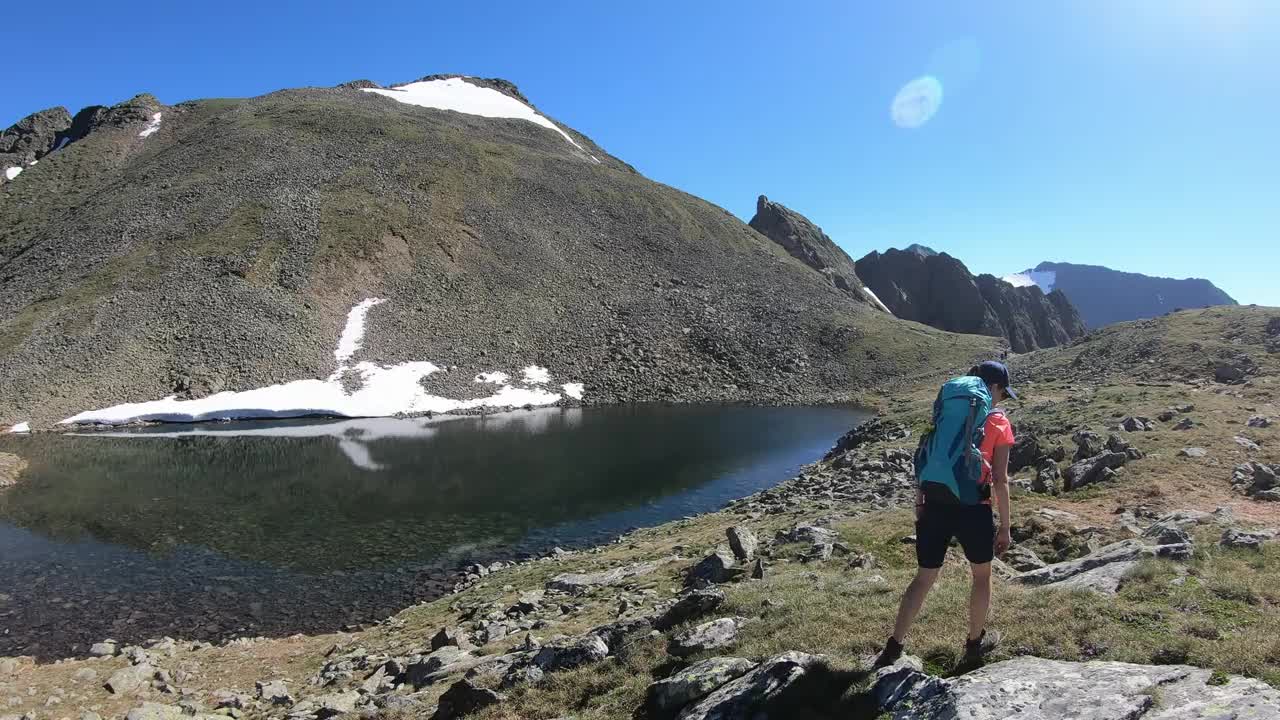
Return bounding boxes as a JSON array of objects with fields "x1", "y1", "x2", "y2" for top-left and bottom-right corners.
[{"x1": 6, "y1": 1, "x2": 1277, "y2": 305}]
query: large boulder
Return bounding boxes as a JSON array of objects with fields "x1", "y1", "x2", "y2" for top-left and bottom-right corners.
[
  {"x1": 725, "y1": 527, "x2": 758, "y2": 563},
  {"x1": 1072, "y1": 430, "x2": 1104, "y2": 461},
  {"x1": 776, "y1": 524, "x2": 837, "y2": 546},
  {"x1": 687, "y1": 547, "x2": 739, "y2": 585},
  {"x1": 669, "y1": 618, "x2": 742, "y2": 658},
  {"x1": 646, "y1": 657, "x2": 756, "y2": 718},
  {"x1": 105, "y1": 663, "x2": 155, "y2": 694},
  {"x1": 654, "y1": 588, "x2": 726, "y2": 631},
  {"x1": 676, "y1": 651, "x2": 819, "y2": 720},
  {"x1": 404, "y1": 646, "x2": 473, "y2": 688},
  {"x1": 879, "y1": 656, "x2": 1280, "y2": 719},
  {"x1": 1016, "y1": 540, "x2": 1168, "y2": 593},
  {"x1": 1031, "y1": 459, "x2": 1061, "y2": 495},
  {"x1": 1063, "y1": 452, "x2": 1128, "y2": 490},
  {"x1": 532, "y1": 633, "x2": 609, "y2": 672},
  {"x1": 432, "y1": 679, "x2": 503, "y2": 720},
  {"x1": 1232, "y1": 462, "x2": 1278, "y2": 497}
]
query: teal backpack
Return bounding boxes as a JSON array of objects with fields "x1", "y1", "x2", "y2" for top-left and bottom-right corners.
[{"x1": 913, "y1": 375, "x2": 993, "y2": 504}]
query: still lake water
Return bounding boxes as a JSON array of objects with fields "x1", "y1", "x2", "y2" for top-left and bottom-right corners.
[{"x1": 0, "y1": 404, "x2": 867, "y2": 658}]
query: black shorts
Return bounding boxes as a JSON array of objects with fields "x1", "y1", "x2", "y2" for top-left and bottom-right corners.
[{"x1": 915, "y1": 503, "x2": 996, "y2": 568}]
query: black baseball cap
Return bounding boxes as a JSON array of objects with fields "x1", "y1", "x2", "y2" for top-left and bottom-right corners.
[{"x1": 973, "y1": 360, "x2": 1018, "y2": 399}]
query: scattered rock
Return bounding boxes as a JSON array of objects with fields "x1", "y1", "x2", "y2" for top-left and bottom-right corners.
[
  {"x1": 1106, "y1": 433, "x2": 1144, "y2": 460},
  {"x1": 646, "y1": 657, "x2": 756, "y2": 717},
  {"x1": 431, "y1": 627, "x2": 467, "y2": 651},
  {"x1": 750, "y1": 558, "x2": 765, "y2": 580},
  {"x1": 89, "y1": 641, "x2": 118, "y2": 658},
  {"x1": 432, "y1": 679, "x2": 502, "y2": 720},
  {"x1": 1118, "y1": 416, "x2": 1156, "y2": 432},
  {"x1": 670, "y1": 618, "x2": 742, "y2": 658},
  {"x1": 725, "y1": 527, "x2": 757, "y2": 563},
  {"x1": 1232, "y1": 462, "x2": 1278, "y2": 497},
  {"x1": 255, "y1": 679, "x2": 293, "y2": 706},
  {"x1": 1152, "y1": 526, "x2": 1192, "y2": 546},
  {"x1": 1017, "y1": 540, "x2": 1159, "y2": 594},
  {"x1": 1002, "y1": 545, "x2": 1047, "y2": 572},
  {"x1": 405, "y1": 646, "x2": 471, "y2": 688},
  {"x1": 1215, "y1": 363, "x2": 1248, "y2": 384},
  {"x1": 105, "y1": 663, "x2": 154, "y2": 695},
  {"x1": 1063, "y1": 452, "x2": 1128, "y2": 490},
  {"x1": 686, "y1": 547, "x2": 738, "y2": 585},
  {"x1": 823, "y1": 420, "x2": 910, "y2": 460},
  {"x1": 212, "y1": 690, "x2": 251, "y2": 710},
  {"x1": 532, "y1": 634, "x2": 609, "y2": 672},
  {"x1": 124, "y1": 702, "x2": 182, "y2": 720},
  {"x1": 1179, "y1": 447, "x2": 1208, "y2": 458},
  {"x1": 1247, "y1": 415, "x2": 1272, "y2": 428},
  {"x1": 313, "y1": 691, "x2": 360, "y2": 719},
  {"x1": 654, "y1": 588, "x2": 725, "y2": 631},
  {"x1": 1072, "y1": 430, "x2": 1104, "y2": 461},
  {"x1": 73, "y1": 668, "x2": 98, "y2": 683},
  {"x1": 1031, "y1": 459, "x2": 1061, "y2": 495},
  {"x1": 675, "y1": 651, "x2": 818, "y2": 720},
  {"x1": 1221, "y1": 528, "x2": 1272, "y2": 551},
  {"x1": 776, "y1": 524, "x2": 836, "y2": 545},
  {"x1": 1234, "y1": 436, "x2": 1261, "y2": 452},
  {"x1": 1174, "y1": 417, "x2": 1195, "y2": 430},
  {"x1": 547, "y1": 560, "x2": 663, "y2": 594},
  {"x1": 500, "y1": 662, "x2": 544, "y2": 689}
]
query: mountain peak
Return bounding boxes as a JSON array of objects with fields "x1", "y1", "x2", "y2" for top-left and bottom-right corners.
[{"x1": 748, "y1": 196, "x2": 887, "y2": 311}]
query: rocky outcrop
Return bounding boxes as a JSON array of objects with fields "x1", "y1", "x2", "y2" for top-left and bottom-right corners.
[
  {"x1": 646, "y1": 657, "x2": 756, "y2": 718},
  {"x1": 1006, "y1": 261, "x2": 1237, "y2": 329},
  {"x1": 854, "y1": 248, "x2": 1085, "y2": 352},
  {"x1": 877, "y1": 656, "x2": 1280, "y2": 719},
  {"x1": 747, "y1": 196, "x2": 886, "y2": 311},
  {"x1": 674, "y1": 651, "x2": 820, "y2": 720},
  {"x1": 1, "y1": 107, "x2": 72, "y2": 167}
]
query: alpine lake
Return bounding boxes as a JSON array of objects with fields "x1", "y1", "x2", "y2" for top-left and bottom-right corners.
[{"x1": 0, "y1": 404, "x2": 869, "y2": 659}]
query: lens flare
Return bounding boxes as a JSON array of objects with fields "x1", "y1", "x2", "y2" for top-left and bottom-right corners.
[{"x1": 891, "y1": 76, "x2": 944, "y2": 129}]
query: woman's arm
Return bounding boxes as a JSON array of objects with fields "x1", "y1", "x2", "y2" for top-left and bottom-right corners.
[{"x1": 992, "y1": 444, "x2": 1012, "y2": 554}]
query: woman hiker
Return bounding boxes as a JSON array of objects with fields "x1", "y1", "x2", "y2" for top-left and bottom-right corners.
[{"x1": 874, "y1": 360, "x2": 1016, "y2": 668}]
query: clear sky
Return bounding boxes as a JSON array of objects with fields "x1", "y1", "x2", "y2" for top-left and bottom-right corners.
[{"x1": 6, "y1": 1, "x2": 1276, "y2": 305}]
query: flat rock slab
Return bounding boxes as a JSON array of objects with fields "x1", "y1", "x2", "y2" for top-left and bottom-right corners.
[
  {"x1": 1016, "y1": 540, "x2": 1152, "y2": 587},
  {"x1": 670, "y1": 618, "x2": 742, "y2": 658},
  {"x1": 647, "y1": 657, "x2": 756, "y2": 716},
  {"x1": 677, "y1": 651, "x2": 818, "y2": 720},
  {"x1": 1045, "y1": 560, "x2": 1139, "y2": 595},
  {"x1": 882, "y1": 656, "x2": 1280, "y2": 719},
  {"x1": 547, "y1": 559, "x2": 665, "y2": 594}
]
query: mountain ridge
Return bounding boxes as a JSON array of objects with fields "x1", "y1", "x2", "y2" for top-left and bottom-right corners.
[{"x1": 1, "y1": 74, "x2": 997, "y2": 428}]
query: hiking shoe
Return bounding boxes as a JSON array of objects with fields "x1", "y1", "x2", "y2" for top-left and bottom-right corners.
[
  {"x1": 964, "y1": 629, "x2": 1001, "y2": 661},
  {"x1": 872, "y1": 636, "x2": 904, "y2": 669}
]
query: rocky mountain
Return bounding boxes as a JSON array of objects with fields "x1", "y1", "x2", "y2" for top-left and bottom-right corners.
[
  {"x1": 746, "y1": 195, "x2": 888, "y2": 312},
  {"x1": 1003, "y1": 261, "x2": 1237, "y2": 329},
  {"x1": 854, "y1": 247, "x2": 1087, "y2": 353},
  {"x1": 0, "y1": 75, "x2": 997, "y2": 428}
]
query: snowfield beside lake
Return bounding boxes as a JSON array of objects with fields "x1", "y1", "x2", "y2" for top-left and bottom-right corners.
[{"x1": 60, "y1": 299, "x2": 584, "y2": 426}]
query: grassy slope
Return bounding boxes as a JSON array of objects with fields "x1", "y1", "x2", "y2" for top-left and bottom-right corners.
[{"x1": 1, "y1": 307, "x2": 1277, "y2": 720}]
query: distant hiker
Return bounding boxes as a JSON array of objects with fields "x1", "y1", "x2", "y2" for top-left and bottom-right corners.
[{"x1": 874, "y1": 360, "x2": 1016, "y2": 668}]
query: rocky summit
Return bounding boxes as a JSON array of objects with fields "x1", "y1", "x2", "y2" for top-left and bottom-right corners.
[
  {"x1": 0, "y1": 75, "x2": 998, "y2": 428},
  {"x1": 854, "y1": 246, "x2": 1087, "y2": 352},
  {"x1": 746, "y1": 195, "x2": 886, "y2": 312},
  {"x1": 1003, "y1": 260, "x2": 1238, "y2": 329}
]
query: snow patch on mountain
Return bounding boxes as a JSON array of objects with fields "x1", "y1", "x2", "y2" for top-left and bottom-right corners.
[
  {"x1": 4, "y1": 167, "x2": 22, "y2": 181},
  {"x1": 139, "y1": 112, "x2": 162, "y2": 138},
  {"x1": 474, "y1": 371, "x2": 510, "y2": 384},
  {"x1": 59, "y1": 300, "x2": 583, "y2": 425},
  {"x1": 562, "y1": 383, "x2": 584, "y2": 400},
  {"x1": 8, "y1": 422, "x2": 30, "y2": 433},
  {"x1": 362, "y1": 77, "x2": 598, "y2": 162},
  {"x1": 1002, "y1": 269, "x2": 1057, "y2": 293},
  {"x1": 861, "y1": 286, "x2": 892, "y2": 314}
]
